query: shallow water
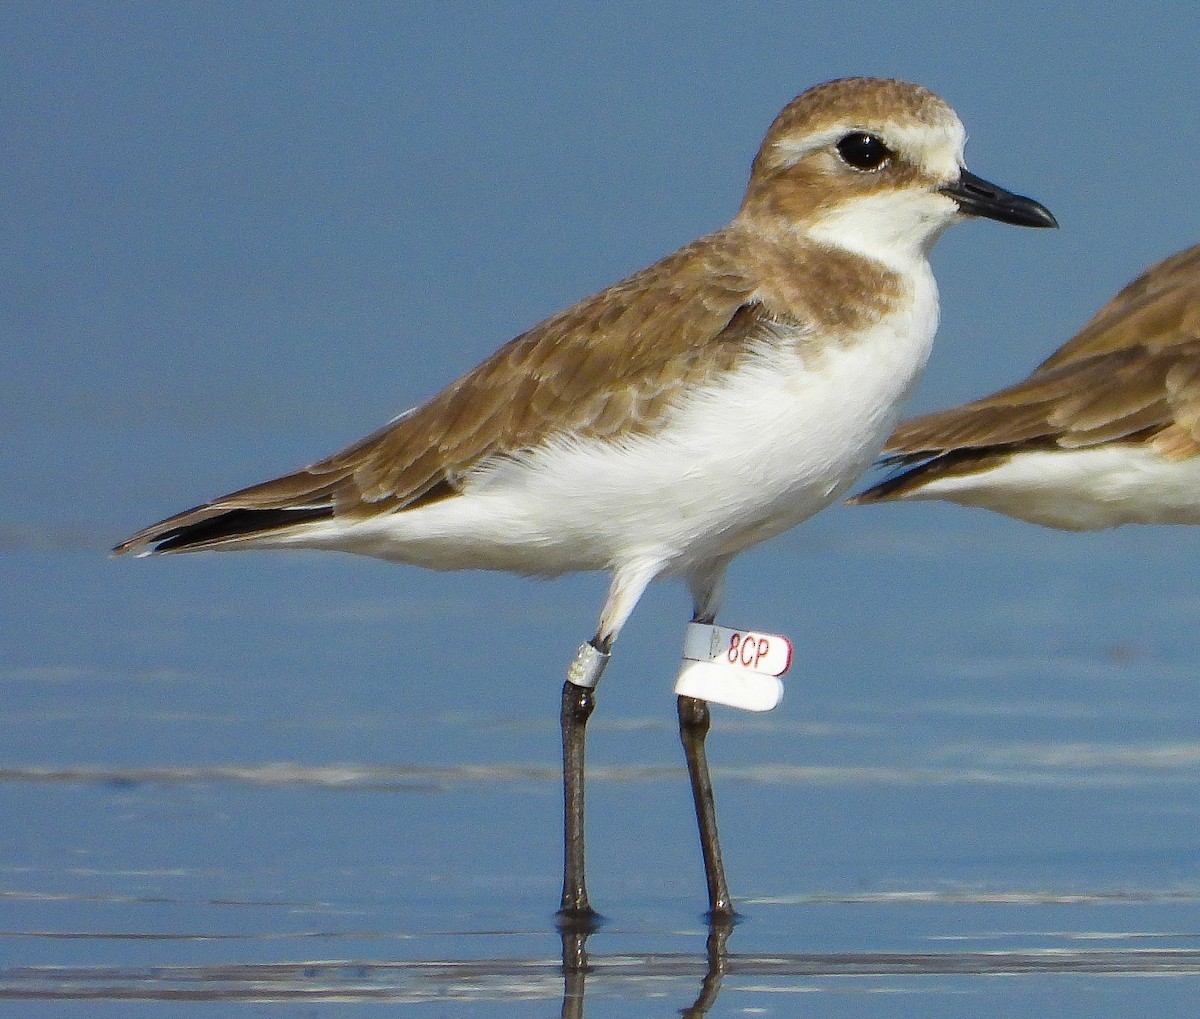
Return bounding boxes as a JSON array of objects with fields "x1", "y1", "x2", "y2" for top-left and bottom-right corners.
[{"x1": 5, "y1": 514, "x2": 1200, "y2": 1015}]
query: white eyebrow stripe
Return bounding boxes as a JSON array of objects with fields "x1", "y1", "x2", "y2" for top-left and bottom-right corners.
[
  {"x1": 771, "y1": 126, "x2": 855, "y2": 167},
  {"x1": 771, "y1": 118, "x2": 966, "y2": 181}
]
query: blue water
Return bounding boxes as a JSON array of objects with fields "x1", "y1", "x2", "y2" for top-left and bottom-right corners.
[{"x1": 4, "y1": 511, "x2": 1200, "y2": 1015}]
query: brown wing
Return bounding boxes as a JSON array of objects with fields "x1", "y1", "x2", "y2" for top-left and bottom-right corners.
[
  {"x1": 304, "y1": 239, "x2": 761, "y2": 511},
  {"x1": 849, "y1": 341, "x2": 1200, "y2": 505},
  {"x1": 851, "y1": 243, "x2": 1200, "y2": 506},
  {"x1": 881, "y1": 343, "x2": 1199, "y2": 458},
  {"x1": 113, "y1": 233, "x2": 783, "y2": 554},
  {"x1": 1037, "y1": 243, "x2": 1200, "y2": 371},
  {"x1": 879, "y1": 341, "x2": 1200, "y2": 461},
  {"x1": 881, "y1": 240, "x2": 1200, "y2": 457}
]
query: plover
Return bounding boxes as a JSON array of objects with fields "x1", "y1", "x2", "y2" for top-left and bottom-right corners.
[
  {"x1": 850, "y1": 242, "x2": 1200, "y2": 530},
  {"x1": 114, "y1": 78, "x2": 1056, "y2": 931}
]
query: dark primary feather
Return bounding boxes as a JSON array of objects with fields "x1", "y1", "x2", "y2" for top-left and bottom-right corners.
[{"x1": 151, "y1": 507, "x2": 335, "y2": 552}]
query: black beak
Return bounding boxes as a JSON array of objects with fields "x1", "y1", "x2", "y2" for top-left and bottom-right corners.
[{"x1": 941, "y1": 169, "x2": 1058, "y2": 229}]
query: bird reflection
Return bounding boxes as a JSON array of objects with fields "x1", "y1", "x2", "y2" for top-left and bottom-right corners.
[
  {"x1": 560, "y1": 914, "x2": 735, "y2": 1018},
  {"x1": 680, "y1": 919, "x2": 732, "y2": 1019}
]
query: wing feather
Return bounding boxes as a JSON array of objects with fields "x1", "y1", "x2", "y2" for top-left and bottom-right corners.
[
  {"x1": 114, "y1": 237, "x2": 768, "y2": 553},
  {"x1": 116, "y1": 227, "x2": 901, "y2": 554},
  {"x1": 1038, "y1": 244, "x2": 1200, "y2": 370},
  {"x1": 880, "y1": 344, "x2": 1200, "y2": 461}
]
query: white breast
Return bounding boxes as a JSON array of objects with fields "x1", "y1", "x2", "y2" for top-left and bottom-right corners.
[{"x1": 315, "y1": 264, "x2": 941, "y2": 578}]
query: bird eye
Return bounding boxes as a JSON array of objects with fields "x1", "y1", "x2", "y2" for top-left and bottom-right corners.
[{"x1": 836, "y1": 132, "x2": 893, "y2": 171}]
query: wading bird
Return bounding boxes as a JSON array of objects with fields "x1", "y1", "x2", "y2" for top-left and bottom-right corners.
[{"x1": 115, "y1": 77, "x2": 1055, "y2": 935}]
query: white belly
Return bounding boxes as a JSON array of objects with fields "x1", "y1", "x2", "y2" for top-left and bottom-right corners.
[
  {"x1": 282, "y1": 275, "x2": 939, "y2": 576},
  {"x1": 899, "y1": 445, "x2": 1200, "y2": 531},
  {"x1": 270, "y1": 262, "x2": 936, "y2": 576}
]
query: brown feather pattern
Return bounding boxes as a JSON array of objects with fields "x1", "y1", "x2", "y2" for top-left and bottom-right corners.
[
  {"x1": 1038, "y1": 245, "x2": 1200, "y2": 370},
  {"x1": 879, "y1": 342, "x2": 1200, "y2": 458},
  {"x1": 114, "y1": 77, "x2": 949, "y2": 554},
  {"x1": 115, "y1": 226, "x2": 902, "y2": 552},
  {"x1": 851, "y1": 243, "x2": 1200, "y2": 503}
]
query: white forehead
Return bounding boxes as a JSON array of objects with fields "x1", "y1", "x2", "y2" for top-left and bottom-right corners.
[{"x1": 772, "y1": 113, "x2": 967, "y2": 181}]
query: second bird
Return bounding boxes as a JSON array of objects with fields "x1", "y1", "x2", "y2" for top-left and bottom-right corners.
[{"x1": 851, "y1": 242, "x2": 1200, "y2": 529}]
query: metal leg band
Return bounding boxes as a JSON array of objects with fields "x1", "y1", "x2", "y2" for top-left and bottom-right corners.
[{"x1": 566, "y1": 642, "x2": 610, "y2": 689}]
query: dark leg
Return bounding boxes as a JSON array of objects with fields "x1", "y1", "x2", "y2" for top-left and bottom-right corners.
[
  {"x1": 678, "y1": 693, "x2": 736, "y2": 920},
  {"x1": 557, "y1": 636, "x2": 609, "y2": 936},
  {"x1": 559, "y1": 677, "x2": 598, "y2": 926}
]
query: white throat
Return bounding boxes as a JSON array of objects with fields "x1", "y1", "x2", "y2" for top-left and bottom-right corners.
[{"x1": 806, "y1": 188, "x2": 961, "y2": 270}]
